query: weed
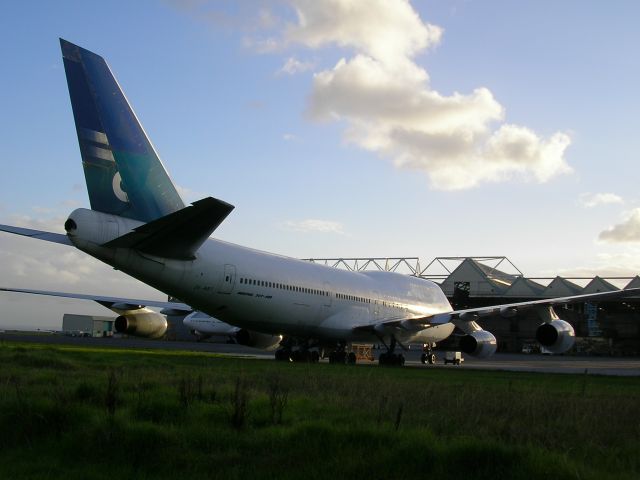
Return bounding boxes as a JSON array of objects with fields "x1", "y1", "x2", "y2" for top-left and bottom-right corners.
[
  {"x1": 178, "y1": 375, "x2": 194, "y2": 408},
  {"x1": 105, "y1": 369, "x2": 118, "y2": 416},
  {"x1": 394, "y1": 402, "x2": 404, "y2": 431},
  {"x1": 376, "y1": 395, "x2": 388, "y2": 426},
  {"x1": 75, "y1": 381, "x2": 100, "y2": 402},
  {"x1": 229, "y1": 376, "x2": 250, "y2": 429},
  {"x1": 268, "y1": 374, "x2": 289, "y2": 425}
]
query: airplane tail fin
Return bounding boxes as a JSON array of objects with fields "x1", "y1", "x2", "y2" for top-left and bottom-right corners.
[{"x1": 60, "y1": 38, "x2": 184, "y2": 222}]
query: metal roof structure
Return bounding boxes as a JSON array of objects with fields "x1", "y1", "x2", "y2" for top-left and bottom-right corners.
[{"x1": 303, "y1": 256, "x2": 638, "y2": 299}]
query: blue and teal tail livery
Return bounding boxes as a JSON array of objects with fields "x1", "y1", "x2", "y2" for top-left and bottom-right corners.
[{"x1": 60, "y1": 38, "x2": 184, "y2": 222}]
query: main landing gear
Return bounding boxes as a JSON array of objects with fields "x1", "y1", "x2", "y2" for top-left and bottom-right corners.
[
  {"x1": 274, "y1": 346, "x2": 320, "y2": 363},
  {"x1": 378, "y1": 336, "x2": 405, "y2": 367},
  {"x1": 420, "y1": 343, "x2": 436, "y2": 365},
  {"x1": 275, "y1": 338, "x2": 320, "y2": 363},
  {"x1": 328, "y1": 343, "x2": 357, "y2": 364}
]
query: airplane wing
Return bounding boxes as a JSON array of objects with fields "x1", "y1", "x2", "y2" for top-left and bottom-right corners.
[
  {"x1": 0, "y1": 287, "x2": 192, "y2": 314},
  {"x1": 353, "y1": 287, "x2": 640, "y2": 333},
  {"x1": 443, "y1": 287, "x2": 640, "y2": 324},
  {"x1": 0, "y1": 225, "x2": 72, "y2": 246}
]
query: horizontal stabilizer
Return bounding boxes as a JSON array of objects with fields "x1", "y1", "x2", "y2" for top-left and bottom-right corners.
[
  {"x1": 105, "y1": 197, "x2": 234, "y2": 259},
  {"x1": 0, "y1": 225, "x2": 72, "y2": 246}
]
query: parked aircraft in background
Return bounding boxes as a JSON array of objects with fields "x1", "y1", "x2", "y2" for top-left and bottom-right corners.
[
  {"x1": 2, "y1": 39, "x2": 638, "y2": 365},
  {"x1": 0, "y1": 287, "x2": 282, "y2": 349},
  {"x1": 183, "y1": 311, "x2": 282, "y2": 349}
]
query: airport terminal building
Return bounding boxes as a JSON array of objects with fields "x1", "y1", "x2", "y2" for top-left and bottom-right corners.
[{"x1": 307, "y1": 256, "x2": 640, "y2": 355}]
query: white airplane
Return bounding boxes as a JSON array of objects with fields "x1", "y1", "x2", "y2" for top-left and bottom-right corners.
[
  {"x1": 182, "y1": 311, "x2": 283, "y2": 349},
  {"x1": 0, "y1": 287, "x2": 282, "y2": 349},
  {"x1": 1, "y1": 39, "x2": 638, "y2": 365}
]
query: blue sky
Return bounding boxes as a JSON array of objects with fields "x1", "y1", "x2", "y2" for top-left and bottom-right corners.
[{"x1": 1, "y1": 0, "x2": 640, "y2": 329}]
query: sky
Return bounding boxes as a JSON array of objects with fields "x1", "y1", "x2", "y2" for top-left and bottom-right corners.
[{"x1": 1, "y1": 0, "x2": 640, "y2": 329}]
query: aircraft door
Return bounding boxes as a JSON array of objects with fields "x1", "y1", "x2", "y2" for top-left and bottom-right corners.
[
  {"x1": 373, "y1": 291, "x2": 380, "y2": 319},
  {"x1": 323, "y1": 282, "x2": 332, "y2": 307},
  {"x1": 219, "y1": 264, "x2": 236, "y2": 294}
]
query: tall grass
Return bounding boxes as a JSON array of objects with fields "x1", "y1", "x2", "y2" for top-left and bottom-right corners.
[{"x1": 0, "y1": 342, "x2": 638, "y2": 479}]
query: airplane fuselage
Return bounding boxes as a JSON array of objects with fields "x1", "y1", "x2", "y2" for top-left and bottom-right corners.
[{"x1": 66, "y1": 208, "x2": 455, "y2": 345}]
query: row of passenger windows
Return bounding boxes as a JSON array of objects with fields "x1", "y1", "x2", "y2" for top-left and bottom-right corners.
[
  {"x1": 239, "y1": 276, "x2": 404, "y2": 309},
  {"x1": 336, "y1": 293, "x2": 370, "y2": 304},
  {"x1": 335, "y1": 293, "x2": 403, "y2": 309},
  {"x1": 239, "y1": 277, "x2": 329, "y2": 297}
]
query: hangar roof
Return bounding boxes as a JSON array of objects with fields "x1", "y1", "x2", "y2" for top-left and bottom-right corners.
[
  {"x1": 439, "y1": 258, "x2": 517, "y2": 297},
  {"x1": 503, "y1": 277, "x2": 546, "y2": 298},
  {"x1": 542, "y1": 276, "x2": 583, "y2": 297},
  {"x1": 624, "y1": 276, "x2": 640, "y2": 289},
  {"x1": 304, "y1": 256, "x2": 637, "y2": 300},
  {"x1": 583, "y1": 276, "x2": 618, "y2": 294}
]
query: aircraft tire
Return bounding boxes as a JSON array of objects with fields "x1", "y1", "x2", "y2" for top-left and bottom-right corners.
[{"x1": 275, "y1": 349, "x2": 291, "y2": 362}]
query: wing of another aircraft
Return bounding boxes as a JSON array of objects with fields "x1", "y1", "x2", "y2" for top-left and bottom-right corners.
[
  {"x1": 0, "y1": 287, "x2": 192, "y2": 314},
  {"x1": 0, "y1": 287, "x2": 283, "y2": 350}
]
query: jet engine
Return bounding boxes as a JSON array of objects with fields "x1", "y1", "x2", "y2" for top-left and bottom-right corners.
[
  {"x1": 114, "y1": 310, "x2": 167, "y2": 339},
  {"x1": 536, "y1": 319, "x2": 575, "y2": 354},
  {"x1": 235, "y1": 329, "x2": 283, "y2": 351},
  {"x1": 459, "y1": 330, "x2": 497, "y2": 358}
]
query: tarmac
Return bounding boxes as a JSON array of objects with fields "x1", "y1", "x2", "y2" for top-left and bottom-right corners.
[{"x1": 2, "y1": 332, "x2": 640, "y2": 376}]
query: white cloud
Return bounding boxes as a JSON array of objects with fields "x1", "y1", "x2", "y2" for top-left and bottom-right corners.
[
  {"x1": 237, "y1": 0, "x2": 573, "y2": 190},
  {"x1": 599, "y1": 208, "x2": 640, "y2": 243},
  {"x1": 0, "y1": 213, "x2": 165, "y2": 328},
  {"x1": 283, "y1": 219, "x2": 346, "y2": 235},
  {"x1": 552, "y1": 249, "x2": 640, "y2": 280},
  {"x1": 175, "y1": 184, "x2": 207, "y2": 203},
  {"x1": 579, "y1": 192, "x2": 624, "y2": 208},
  {"x1": 278, "y1": 56, "x2": 314, "y2": 75},
  {"x1": 0, "y1": 214, "x2": 157, "y2": 291},
  {"x1": 282, "y1": 133, "x2": 297, "y2": 141},
  {"x1": 284, "y1": 0, "x2": 442, "y2": 67}
]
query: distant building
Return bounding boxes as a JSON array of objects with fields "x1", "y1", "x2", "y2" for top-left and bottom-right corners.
[{"x1": 62, "y1": 314, "x2": 113, "y2": 337}]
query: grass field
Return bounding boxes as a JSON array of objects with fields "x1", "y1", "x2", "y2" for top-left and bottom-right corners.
[{"x1": 0, "y1": 341, "x2": 638, "y2": 479}]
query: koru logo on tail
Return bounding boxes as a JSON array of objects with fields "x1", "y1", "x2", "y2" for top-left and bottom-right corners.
[{"x1": 112, "y1": 172, "x2": 129, "y2": 203}]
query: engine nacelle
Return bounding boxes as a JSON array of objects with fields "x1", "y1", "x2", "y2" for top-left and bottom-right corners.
[
  {"x1": 235, "y1": 329, "x2": 283, "y2": 351},
  {"x1": 536, "y1": 319, "x2": 575, "y2": 354},
  {"x1": 459, "y1": 330, "x2": 497, "y2": 358},
  {"x1": 114, "y1": 310, "x2": 167, "y2": 339}
]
